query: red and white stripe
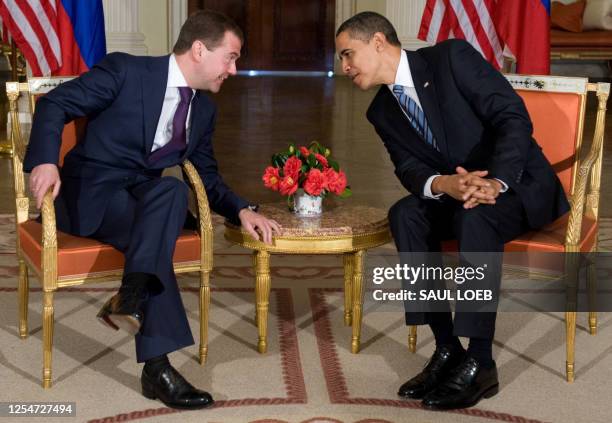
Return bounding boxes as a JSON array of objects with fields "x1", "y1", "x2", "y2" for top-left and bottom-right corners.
[
  {"x1": 0, "y1": 0, "x2": 62, "y2": 76},
  {"x1": 418, "y1": 0, "x2": 504, "y2": 69}
]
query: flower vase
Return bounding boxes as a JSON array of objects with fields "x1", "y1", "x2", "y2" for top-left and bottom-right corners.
[{"x1": 293, "y1": 189, "x2": 323, "y2": 217}]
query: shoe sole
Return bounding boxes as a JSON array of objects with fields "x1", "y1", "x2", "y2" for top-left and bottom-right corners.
[
  {"x1": 142, "y1": 388, "x2": 215, "y2": 410},
  {"x1": 423, "y1": 383, "x2": 499, "y2": 410},
  {"x1": 97, "y1": 312, "x2": 141, "y2": 336}
]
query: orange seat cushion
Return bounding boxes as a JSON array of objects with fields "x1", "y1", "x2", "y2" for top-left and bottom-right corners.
[
  {"x1": 19, "y1": 220, "x2": 201, "y2": 277},
  {"x1": 441, "y1": 214, "x2": 597, "y2": 254}
]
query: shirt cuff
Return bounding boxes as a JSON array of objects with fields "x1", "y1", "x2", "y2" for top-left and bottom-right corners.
[
  {"x1": 423, "y1": 175, "x2": 444, "y2": 199},
  {"x1": 494, "y1": 178, "x2": 508, "y2": 193}
]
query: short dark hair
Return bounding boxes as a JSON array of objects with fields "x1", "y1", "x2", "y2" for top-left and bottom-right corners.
[
  {"x1": 173, "y1": 9, "x2": 244, "y2": 54},
  {"x1": 336, "y1": 11, "x2": 401, "y2": 47}
]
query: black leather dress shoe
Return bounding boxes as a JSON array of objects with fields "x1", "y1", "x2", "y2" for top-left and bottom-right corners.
[
  {"x1": 141, "y1": 365, "x2": 214, "y2": 410},
  {"x1": 96, "y1": 291, "x2": 144, "y2": 335},
  {"x1": 398, "y1": 345, "x2": 466, "y2": 399},
  {"x1": 422, "y1": 356, "x2": 499, "y2": 410}
]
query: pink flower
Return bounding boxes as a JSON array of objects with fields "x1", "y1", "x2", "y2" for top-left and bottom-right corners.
[
  {"x1": 323, "y1": 168, "x2": 347, "y2": 195},
  {"x1": 283, "y1": 156, "x2": 302, "y2": 179},
  {"x1": 262, "y1": 166, "x2": 280, "y2": 191},
  {"x1": 299, "y1": 146, "x2": 310, "y2": 157},
  {"x1": 315, "y1": 153, "x2": 328, "y2": 168},
  {"x1": 279, "y1": 175, "x2": 298, "y2": 196},
  {"x1": 304, "y1": 168, "x2": 327, "y2": 196}
]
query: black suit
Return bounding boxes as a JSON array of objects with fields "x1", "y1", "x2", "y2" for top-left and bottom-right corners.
[{"x1": 366, "y1": 40, "x2": 569, "y2": 339}]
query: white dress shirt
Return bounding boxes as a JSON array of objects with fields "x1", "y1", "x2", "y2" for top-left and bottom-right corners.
[
  {"x1": 388, "y1": 50, "x2": 507, "y2": 199},
  {"x1": 151, "y1": 54, "x2": 195, "y2": 153}
]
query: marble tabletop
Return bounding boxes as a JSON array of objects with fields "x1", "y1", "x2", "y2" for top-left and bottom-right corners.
[{"x1": 226, "y1": 202, "x2": 389, "y2": 237}]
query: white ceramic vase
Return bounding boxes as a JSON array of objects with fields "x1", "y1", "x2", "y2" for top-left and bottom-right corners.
[{"x1": 293, "y1": 189, "x2": 323, "y2": 217}]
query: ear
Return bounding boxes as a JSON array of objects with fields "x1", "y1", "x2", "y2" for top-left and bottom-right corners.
[
  {"x1": 372, "y1": 32, "x2": 387, "y2": 51},
  {"x1": 191, "y1": 40, "x2": 205, "y2": 62}
]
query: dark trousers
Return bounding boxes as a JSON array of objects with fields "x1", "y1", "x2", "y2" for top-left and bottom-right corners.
[
  {"x1": 388, "y1": 190, "x2": 529, "y2": 339},
  {"x1": 91, "y1": 175, "x2": 193, "y2": 362}
]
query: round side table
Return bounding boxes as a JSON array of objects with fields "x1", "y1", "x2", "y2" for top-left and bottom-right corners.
[{"x1": 224, "y1": 203, "x2": 392, "y2": 354}]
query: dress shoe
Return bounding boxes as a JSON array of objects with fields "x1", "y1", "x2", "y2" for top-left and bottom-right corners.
[
  {"x1": 141, "y1": 365, "x2": 214, "y2": 410},
  {"x1": 398, "y1": 345, "x2": 466, "y2": 399},
  {"x1": 422, "y1": 356, "x2": 499, "y2": 410},
  {"x1": 97, "y1": 290, "x2": 145, "y2": 335}
]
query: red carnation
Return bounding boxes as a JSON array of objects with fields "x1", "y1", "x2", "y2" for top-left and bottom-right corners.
[
  {"x1": 262, "y1": 166, "x2": 280, "y2": 191},
  {"x1": 279, "y1": 175, "x2": 298, "y2": 196},
  {"x1": 323, "y1": 168, "x2": 347, "y2": 195},
  {"x1": 315, "y1": 153, "x2": 328, "y2": 168},
  {"x1": 304, "y1": 168, "x2": 327, "y2": 196},
  {"x1": 283, "y1": 156, "x2": 302, "y2": 179},
  {"x1": 299, "y1": 146, "x2": 310, "y2": 157}
]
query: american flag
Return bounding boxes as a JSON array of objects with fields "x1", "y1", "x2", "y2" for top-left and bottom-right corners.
[
  {"x1": 0, "y1": 0, "x2": 63, "y2": 76},
  {"x1": 418, "y1": 0, "x2": 551, "y2": 75}
]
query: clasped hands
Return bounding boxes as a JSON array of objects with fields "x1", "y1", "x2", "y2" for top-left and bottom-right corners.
[{"x1": 431, "y1": 166, "x2": 502, "y2": 209}]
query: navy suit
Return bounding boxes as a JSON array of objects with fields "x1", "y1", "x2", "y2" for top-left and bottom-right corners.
[
  {"x1": 24, "y1": 53, "x2": 249, "y2": 361},
  {"x1": 366, "y1": 40, "x2": 569, "y2": 338}
]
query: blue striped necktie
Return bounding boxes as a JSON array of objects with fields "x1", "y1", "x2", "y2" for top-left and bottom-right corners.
[{"x1": 392, "y1": 84, "x2": 438, "y2": 151}]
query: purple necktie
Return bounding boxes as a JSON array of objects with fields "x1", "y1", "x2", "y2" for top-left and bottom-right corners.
[{"x1": 148, "y1": 86, "x2": 193, "y2": 163}]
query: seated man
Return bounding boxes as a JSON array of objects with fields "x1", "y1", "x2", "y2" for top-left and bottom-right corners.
[
  {"x1": 335, "y1": 12, "x2": 568, "y2": 410},
  {"x1": 25, "y1": 10, "x2": 279, "y2": 410}
]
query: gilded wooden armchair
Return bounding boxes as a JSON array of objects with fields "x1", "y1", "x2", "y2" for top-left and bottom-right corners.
[
  {"x1": 7, "y1": 77, "x2": 214, "y2": 388},
  {"x1": 406, "y1": 75, "x2": 610, "y2": 383}
]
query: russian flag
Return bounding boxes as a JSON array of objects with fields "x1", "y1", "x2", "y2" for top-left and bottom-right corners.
[
  {"x1": 0, "y1": 0, "x2": 106, "y2": 76},
  {"x1": 494, "y1": 0, "x2": 551, "y2": 75}
]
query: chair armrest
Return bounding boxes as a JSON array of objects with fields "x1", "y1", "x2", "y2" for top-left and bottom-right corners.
[
  {"x1": 40, "y1": 190, "x2": 58, "y2": 290},
  {"x1": 181, "y1": 160, "x2": 213, "y2": 270},
  {"x1": 565, "y1": 84, "x2": 610, "y2": 248}
]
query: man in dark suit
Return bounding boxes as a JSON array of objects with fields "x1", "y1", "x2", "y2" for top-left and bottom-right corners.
[
  {"x1": 25, "y1": 10, "x2": 279, "y2": 410},
  {"x1": 335, "y1": 12, "x2": 569, "y2": 410}
]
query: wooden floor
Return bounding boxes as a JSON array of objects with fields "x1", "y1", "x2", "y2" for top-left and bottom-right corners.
[{"x1": 0, "y1": 75, "x2": 610, "y2": 218}]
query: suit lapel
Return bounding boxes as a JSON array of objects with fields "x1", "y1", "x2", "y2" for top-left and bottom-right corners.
[
  {"x1": 405, "y1": 49, "x2": 449, "y2": 160},
  {"x1": 142, "y1": 55, "x2": 170, "y2": 157}
]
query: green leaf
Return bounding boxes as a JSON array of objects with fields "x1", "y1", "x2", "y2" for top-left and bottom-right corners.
[
  {"x1": 339, "y1": 187, "x2": 352, "y2": 198},
  {"x1": 328, "y1": 160, "x2": 340, "y2": 172}
]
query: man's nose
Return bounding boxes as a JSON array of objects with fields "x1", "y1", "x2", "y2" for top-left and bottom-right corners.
[{"x1": 229, "y1": 61, "x2": 237, "y2": 75}]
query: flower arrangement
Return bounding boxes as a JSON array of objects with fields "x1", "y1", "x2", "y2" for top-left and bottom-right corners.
[{"x1": 262, "y1": 141, "x2": 352, "y2": 200}]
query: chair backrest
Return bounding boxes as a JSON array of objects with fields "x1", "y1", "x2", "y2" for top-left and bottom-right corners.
[
  {"x1": 6, "y1": 76, "x2": 77, "y2": 225},
  {"x1": 504, "y1": 74, "x2": 588, "y2": 195}
]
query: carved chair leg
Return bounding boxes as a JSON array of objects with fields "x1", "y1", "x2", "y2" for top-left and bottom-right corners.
[
  {"x1": 18, "y1": 259, "x2": 29, "y2": 338},
  {"x1": 587, "y1": 262, "x2": 597, "y2": 335},
  {"x1": 42, "y1": 290, "x2": 55, "y2": 388},
  {"x1": 199, "y1": 270, "x2": 210, "y2": 365},
  {"x1": 408, "y1": 325, "x2": 418, "y2": 353}
]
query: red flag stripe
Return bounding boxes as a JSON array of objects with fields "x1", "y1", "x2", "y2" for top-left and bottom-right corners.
[{"x1": 15, "y1": 0, "x2": 60, "y2": 71}]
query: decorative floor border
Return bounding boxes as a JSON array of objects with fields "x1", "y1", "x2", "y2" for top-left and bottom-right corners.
[
  {"x1": 0, "y1": 286, "x2": 307, "y2": 422},
  {"x1": 308, "y1": 288, "x2": 549, "y2": 423}
]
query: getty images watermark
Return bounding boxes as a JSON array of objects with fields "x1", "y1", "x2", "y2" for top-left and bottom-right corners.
[{"x1": 371, "y1": 263, "x2": 493, "y2": 302}]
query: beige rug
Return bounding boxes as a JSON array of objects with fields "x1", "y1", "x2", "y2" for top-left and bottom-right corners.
[{"x1": 0, "y1": 214, "x2": 611, "y2": 423}]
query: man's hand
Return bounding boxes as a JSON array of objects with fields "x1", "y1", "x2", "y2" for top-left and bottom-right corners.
[
  {"x1": 462, "y1": 178, "x2": 502, "y2": 209},
  {"x1": 29, "y1": 164, "x2": 61, "y2": 209},
  {"x1": 238, "y1": 208, "x2": 281, "y2": 245},
  {"x1": 456, "y1": 166, "x2": 500, "y2": 209},
  {"x1": 431, "y1": 167, "x2": 489, "y2": 202}
]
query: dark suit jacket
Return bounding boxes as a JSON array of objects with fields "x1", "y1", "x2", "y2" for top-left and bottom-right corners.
[
  {"x1": 366, "y1": 39, "x2": 569, "y2": 229},
  {"x1": 24, "y1": 53, "x2": 248, "y2": 236}
]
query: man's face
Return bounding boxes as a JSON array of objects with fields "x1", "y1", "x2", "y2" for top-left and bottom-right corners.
[
  {"x1": 193, "y1": 31, "x2": 241, "y2": 92},
  {"x1": 335, "y1": 31, "x2": 382, "y2": 90}
]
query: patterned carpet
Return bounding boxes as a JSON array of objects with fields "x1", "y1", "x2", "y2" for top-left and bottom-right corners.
[{"x1": 1, "y1": 214, "x2": 611, "y2": 423}]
